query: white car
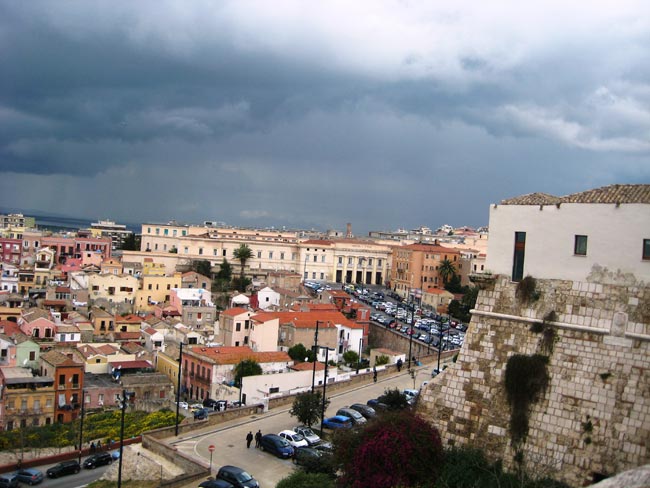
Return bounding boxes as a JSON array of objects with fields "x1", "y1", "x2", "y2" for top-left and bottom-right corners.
[
  {"x1": 176, "y1": 401, "x2": 188, "y2": 409},
  {"x1": 278, "y1": 429, "x2": 309, "y2": 448}
]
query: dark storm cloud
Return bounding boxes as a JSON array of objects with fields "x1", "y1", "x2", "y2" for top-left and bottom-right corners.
[{"x1": 1, "y1": 1, "x2": 649, "y2": 233}]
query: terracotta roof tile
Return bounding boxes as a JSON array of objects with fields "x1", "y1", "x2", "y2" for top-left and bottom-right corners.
[
  {"x1": 187, "y1": 346, "x2": 291, "y2": 365},
  {"x1": 500, "y1": 184, "x2": 650, "y2": 205},
  {"x1": 221, "y1": 307, "x2": 249, "y2": 317}
]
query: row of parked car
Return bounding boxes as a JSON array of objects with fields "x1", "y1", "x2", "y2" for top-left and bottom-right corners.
[{"x1": 0, "y1": 450, "x2": 120, "y2": 487}]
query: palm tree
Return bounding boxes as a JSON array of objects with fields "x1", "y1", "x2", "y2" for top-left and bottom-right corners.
[
  {"x1": 438, "y1": 259, "x2": 456, "y2": 285},
  {"x1": 233, "y1": 244, "x2": 253, "y2": 282}
]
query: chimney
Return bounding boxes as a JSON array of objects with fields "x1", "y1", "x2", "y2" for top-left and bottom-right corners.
[{"x1": 346, "y1": 223, "x2": 352, "y2": 239}]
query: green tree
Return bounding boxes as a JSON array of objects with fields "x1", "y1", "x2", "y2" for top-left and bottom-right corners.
[
  {"x1": 276, "y1": 471, "x2": 336, "y2": 488},
  {"x1": 213, "y1": 259, "x2": 233, "y2": 291},
  {"x1": 374, "y1": 354, "x2": 389, "y2": 366},
  {"x1": 444, "y1": 274, "x2": 464, "y2": 293},
  {"x1": 439, "y1": 258, "x2": 457, "y2": 285},
  {"x1": 288, "y1": 343, "x2": 315, "y2": 362},
  {"x1": 289, "y1": 391, "x2": 329, "y2": 427},
  {"x1": 377, "y1": 387, "x2": 410, "y2": 411},
  {"x1": 233, "y1": 359, "x2": 263, "y2": 388},
  {"x1": 334, "y1": 410, "x2": 443, "y2": 488},
  {"x1": 342, "y1": 350, "x2": 359, "y2": 367},
  {"x1": 121, "y1": 233, "x2": 141, "y2": 251},
  {"x1": 191, "y1": 259, "x2": 212, "y2": 278},
  {"x1": 233, "y1": 244, "x2": 253, "y2": 283}
]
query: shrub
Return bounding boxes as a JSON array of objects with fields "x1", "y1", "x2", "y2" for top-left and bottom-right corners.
[
  {"x1": 516, "y1": 276, "x2": 540, "y2": 304},
  {"x1": 276, "y1": 471, "x2": 336, "y2": 488},
  {"x1": 335, "y1": 411, "x2": 443, "y2": 488},
  {"x1": 375, "y1": 355, "x2": 389, "y2": 366}
]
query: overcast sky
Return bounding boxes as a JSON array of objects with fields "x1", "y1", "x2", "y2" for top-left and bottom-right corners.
[{"x1": 1, "y1": 1, "x2": 649, "y2": 235}]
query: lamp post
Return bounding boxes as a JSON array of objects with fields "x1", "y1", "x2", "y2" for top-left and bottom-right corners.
[
  {"x1": 117, "y1": 389, "x2": 134, "y2": 488},
  {"x1": 407, "y1": 299, "x2": 414, "y2": 370},
  {"x1": 77, "y1": 389, "x2": 85, "y2": 464},
  {"x1": 175, "y1": 342, "x2": 185, "y2": 436},
  {"x1": 311, "y1": 321, "x2": 323, "y2": 394},
  {"x1": 319, "y1": 347, "x2": 333, "y2": 434}
]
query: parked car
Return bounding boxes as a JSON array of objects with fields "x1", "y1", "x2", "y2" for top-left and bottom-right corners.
[
  {"x1": 199, "y1": 479, "x2": 236, "y2": 488},
  {"x1": 111, "y1": 450, "x2": 121, "y2": 460},
  {"x1": 293, "y1": 447, "x2": 328, "y2": 467},
  {"x1": 16, "y1": 468, "x2": 44, "y2": 485},
  {"x1": 190, "y1": 403, "x2": 204, "y2": 411},
  {"x1": 0, "y1": 473, "x2": 18, "y2": 488},
  {"x1": 349, "y1": 403, "x2": 377, "y2": 419},
  {"x1": 83, "y1": 452, "x2": 113, "y2": 469},
  {"x1": 322, "y1": 415, "x2": 353, "y2": 430},
  {"x1": 403, "y1": 389, "x2": 419, "y2": 405},
  {"x1": 46, "y1": 460, "x2": 81, "y2": 478},
  {"x1": 336, "y1": 407, "x2": 367, "y2": 426},
  {"x1": 215, "y1": 465, "x2": 259, "y2": 488},
  {"x1": 176, "y1": 401, "x2": 189, "y2": 409},
  {"x1": 259, "y1": 434, "x2": 294, "y2": 458},
  {"x1": 293, "y1": 426, "x2": 321, "y2": 446},
  {"x1": 203, "y1": 398, "x2": 219, "y2": 409},
  {"x1": 193, "y1": 408, "x2": 210, "y2": 420},
  {"x1": 366, "y1": 398, "x2": 389, "y2": 411},
  {"x1": 278, "y1": 429, "x2": 309, "y2": 448}
]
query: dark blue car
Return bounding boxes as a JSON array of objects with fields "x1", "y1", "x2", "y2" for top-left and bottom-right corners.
[{"x1": 259, "y1": 434, "x2": 294, "y2": 458}]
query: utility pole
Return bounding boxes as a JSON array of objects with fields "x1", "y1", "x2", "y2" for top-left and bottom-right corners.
[
  {"x1": 320, "y1": 347, "x2": 332, "y2": 434},
  {"x1": 117, "y1": 389, "x2": 134, "y2": 488}
]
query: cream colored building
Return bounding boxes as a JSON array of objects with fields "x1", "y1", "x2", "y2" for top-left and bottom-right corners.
[
  {"x1": 88, "y1": 273, "x2": 139, "y2": 309},
  {"x1": 133, "y1": 222, "x2": 392, "y2": 286}
]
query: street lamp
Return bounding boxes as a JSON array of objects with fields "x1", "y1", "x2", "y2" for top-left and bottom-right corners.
[
  {"x1": 311, "y1": 321, "x2": 324, "y2": 394},
  {"x1": 319, "y1": 347, "x2": 334, "y2": 434},
  {"x1": 175, "y1": 342, "x2": 186, "y2": 436},
  {"x1": 117, "y1": 389, "x2": 135, "y2": 488}
]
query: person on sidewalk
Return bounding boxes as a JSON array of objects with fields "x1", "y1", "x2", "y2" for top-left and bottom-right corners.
[
  {"x1": 246, "y1": 431, "x2": 253, "y2": 448},
  {"x1": 255, "y1": 430, "x2": 262, "y2": 448}
]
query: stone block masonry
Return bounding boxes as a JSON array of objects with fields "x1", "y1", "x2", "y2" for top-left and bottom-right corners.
[{"x1": 418, "y1": 274, "x2": 650, "y2": 487}]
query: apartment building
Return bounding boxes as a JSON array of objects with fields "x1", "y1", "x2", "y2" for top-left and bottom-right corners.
[
  {"x1": 0, "y1": 367, "x2": 55, "y2": 430},
  {"x1": 391, "y1": 243, "x2": 461, "y2": 299},
  {"x1": 39, "y1": 350, "x2": 84, "y2": 423},
  {"x1": 134, "y1": 273, "x2": 182, "y2": 312}
]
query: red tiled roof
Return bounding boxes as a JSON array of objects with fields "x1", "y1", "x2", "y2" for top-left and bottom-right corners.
[
  {"x1": 301, "y1": 240, "x2": 332, "y2": 245},
  {"x1": 110, "y1": 360, "x2": 153, "y2": 370},
  {"x1": 290, "y1": 362, "x2": 325, "y2": 371},
  {"x1": 116, "y1": 314, "x2": 142, "y2": 323},
  {"x1": 258, "y1": 310, "x2": 360, "y2": 329},
  {"x1": 187, "y1": 346, "x2": 291, "y2": 365},
  {"x1": 113, "y1": 332, "x2": 141, "y2": 340},
  {"x1": 221, "y1": 307, "x2": 249, "y2": 317}
]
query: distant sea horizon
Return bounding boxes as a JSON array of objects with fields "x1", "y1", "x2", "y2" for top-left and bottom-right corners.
[{"x1": 1, "y1": 208, "x2": 140, "y2": 233}]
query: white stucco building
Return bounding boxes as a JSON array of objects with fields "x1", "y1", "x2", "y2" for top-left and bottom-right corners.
[{"x1": 485, "y1": 184, "x2": 650, "y2": 283}]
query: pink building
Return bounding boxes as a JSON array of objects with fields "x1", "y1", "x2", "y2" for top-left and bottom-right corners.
[
  {"x1": 18, "y1": 308, "x2": 56, "y2": 340},
  {"x1": 0, "y1": 238, "x2": 22, "y2": 265},
  {"x1": 41, "y1": 235, "x2": 112, "y2": 265}
]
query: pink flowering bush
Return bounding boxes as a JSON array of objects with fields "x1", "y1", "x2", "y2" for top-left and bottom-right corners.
[{"x1": 334, "y1": 411, "x2": 443, "y2": 488}]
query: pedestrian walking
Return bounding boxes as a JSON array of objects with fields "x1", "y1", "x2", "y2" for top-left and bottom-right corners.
[
  {"x1": 97, "y1": 440, "x2": 102, "y2": 451},
  {"x1": 373, "y1": 366, "x2": 378, "y2": 383},
  {"x1": 90, "y1": 441, "x2": 96, "y2": 453},
  {"x1": 246, "y1": 431, "x2": 253, "y2": 448},
  {"x1": 255, "y1": 430, "x2": 262, "y2": 448},
  {"x1": 396, "y1": 358, "x2": 403, "y2": 372}
]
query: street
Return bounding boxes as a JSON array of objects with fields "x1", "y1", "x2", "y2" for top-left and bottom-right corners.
[{"x1": 173, "y1": 363, "x2": 438, "y2": 488}]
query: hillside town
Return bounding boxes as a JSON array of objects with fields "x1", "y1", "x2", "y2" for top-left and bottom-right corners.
[{"x1": 0, "y1": 183, "x2": 648, "y2": 487}]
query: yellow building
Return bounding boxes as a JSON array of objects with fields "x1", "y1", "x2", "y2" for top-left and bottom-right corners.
[
  {"x1": 155, "y1": 345, "x2": 180, "y2": 388},
  {"x1": 88, "y1": 273, "x2": 138, "y2": 309},
  {"x1": 0, "y1": 367, "x2": 55, "y2": 430},
  {"x1": 135, "y1": 273, "x2": 182, "y2": 312}
]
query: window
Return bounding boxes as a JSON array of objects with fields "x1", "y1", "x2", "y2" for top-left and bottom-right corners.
[
  {"x1": 29, "y1": 351, "x2": 35, "y2": 361},
  {"x1": 173, "y1": 229, "x2": 177, "y2": 237},
  {"x1": 59, "y1": 374, "x2": 65, "y2": 387},
  {"x1": 199, "y1": 248, "x2": 203, "y2": 255},
  {"x1": 321, "y1": 255, "x2": 325, "y2": 263},
  {"x1": 643, "y1": 239, "x2": 650, "y2": 260},
  {"x1": 245, "y1": 320, "x2": 250, "y2": 330},
  {"x1": 512, "y1": 232, "x2": 526, "y2": 282},
  {"x1": 378, "y1": 259, "x2": 382, "y2": 267},
  {"x1": 338, "y1": 257, "x2": 343, "y2": 265},
  {"x1": 155, "y1": 228, "x2": 160, "y2": 235},
  {"x1": 213, "y1": 249, "x2": 218, "y2": 256},
  {"x1": 236, "y1": 323, "x2": 241, "y2": 332},
  {"x1": 184, "y1": 247, "x2": 189, "y2": 254},
  {"x1": 269, "y1": 251, "x2": 273, "y2": 259},
  {"x1": 164, "y1": 229, "x2": 169, "y2": 235},
  {"x1": 223, "y1": 249, "x2": 227, "y2": 257},
  {"x1": 348, "y1": 257, "x2": 353, "y2": 265},
  {"x1": 320, "y1": 273, "x2": 324, "y2": 279},
  {"x1": 574, "y1": 235, "x2": 588, "y2": 256},
  {"x1": 257, "y1": 251, "x2": 262, "y2": 258},
  {"x1": 280, "y1": 252, "x2": 284, "y2": 260}
]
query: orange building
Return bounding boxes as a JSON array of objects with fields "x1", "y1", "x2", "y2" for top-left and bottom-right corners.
[{"x1": 39, "y1": 350, "x2": 84, "y2": 423}]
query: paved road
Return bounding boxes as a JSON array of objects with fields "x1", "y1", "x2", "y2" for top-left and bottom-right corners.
[{"x1": 173, "y1": 364, "x2": 438, "y2": 488}]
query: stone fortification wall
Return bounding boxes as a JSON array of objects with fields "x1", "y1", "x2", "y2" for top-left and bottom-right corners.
[{"x1": 419, "y1": 274, "x2": 650, "y2": 487}]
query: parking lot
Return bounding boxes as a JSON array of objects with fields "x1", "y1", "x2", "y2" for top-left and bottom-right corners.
[{"x1": 174, "y1": 363, "x2": 440, "y2": 488}]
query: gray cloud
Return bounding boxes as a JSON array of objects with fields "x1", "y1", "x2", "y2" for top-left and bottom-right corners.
[{"x1": 1, "y1": 1, "x2": 649, "y2": 234}]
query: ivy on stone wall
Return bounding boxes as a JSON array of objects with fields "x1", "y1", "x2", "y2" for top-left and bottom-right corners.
[
  {"x1": 505, "y1": 354, "x2": 550, "y2": 446},
  {"x1": 516, "y1": 276, "x2": 541, "y2": 304},
  {"x1": 531, "y1": 311, "x2": 558, "y2": 354}
]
